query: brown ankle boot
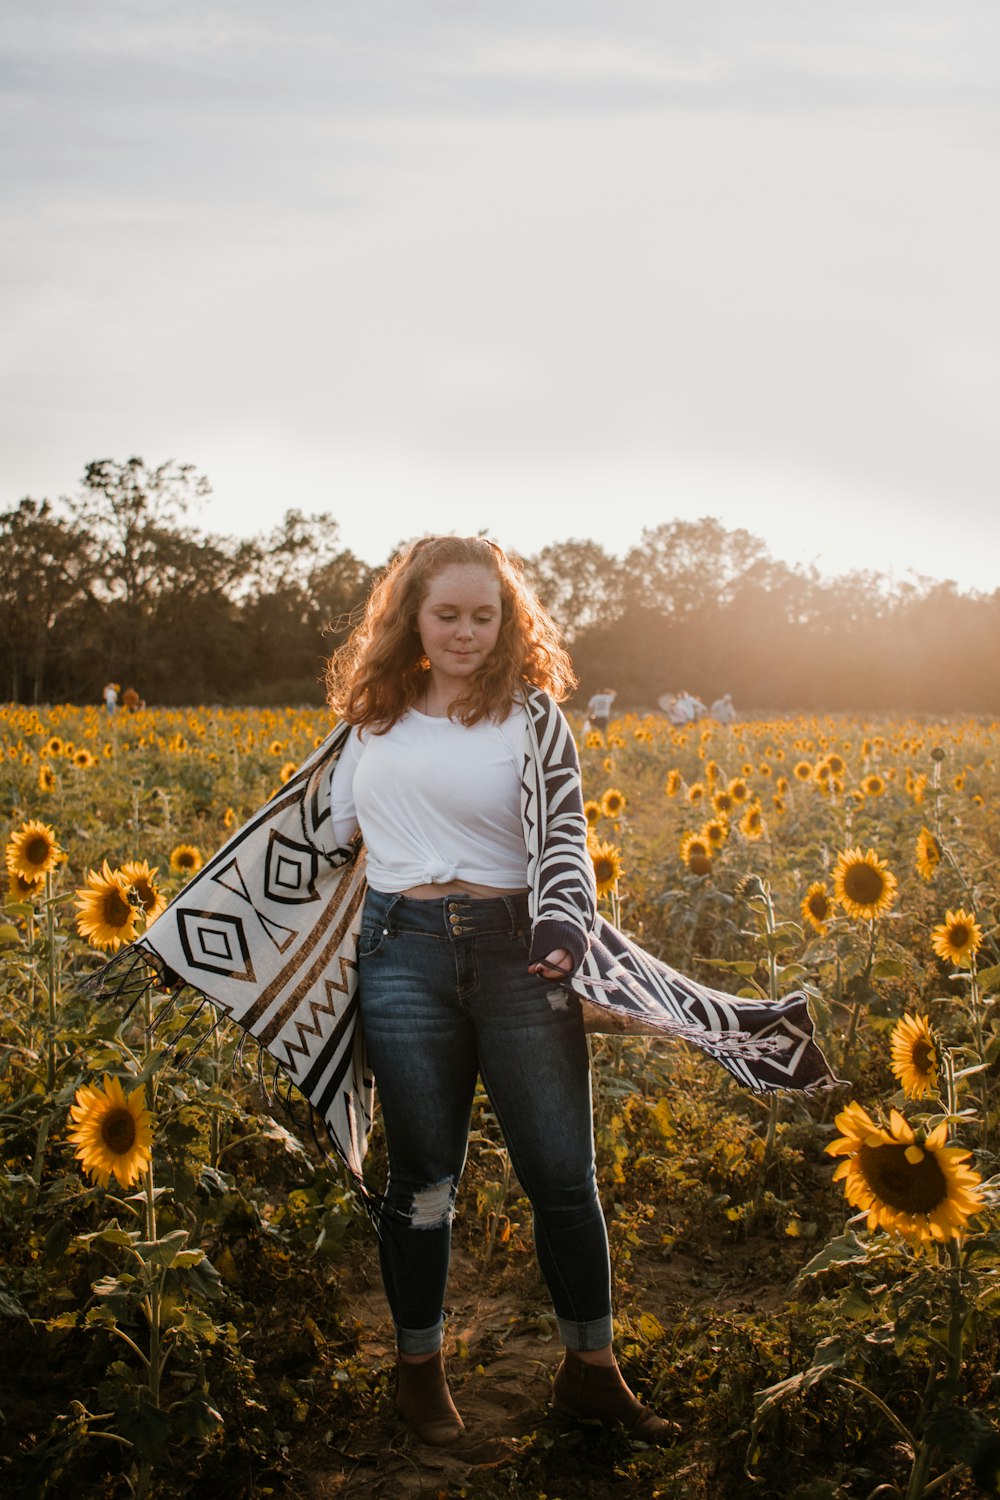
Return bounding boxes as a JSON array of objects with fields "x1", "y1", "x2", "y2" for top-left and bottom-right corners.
[
  {"x1": 552, "y1": 1349, "x2": 672, "y2": 1446},
  {"x1": 395, "y1": 1350, "x2": 465, "y2": 1445}
]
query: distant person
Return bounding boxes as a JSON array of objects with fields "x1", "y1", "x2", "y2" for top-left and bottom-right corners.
[
  {"x1": 669, "y1": 691, "x2": 697, "y2": 727},
  {"x1": 586, "y1": 687, "x2": 616, "y2": 736},
  {"x1": 710, "y1": 693, "x2": 737, "y2": 725},
  {"x1": 121, "y1": 687, "x2": 141, "y2": 713},
  {"x1": 103, "y1": 683, "x2": 118, "y2": 715}
]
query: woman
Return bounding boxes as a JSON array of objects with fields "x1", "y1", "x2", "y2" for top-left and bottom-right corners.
[
  {"x1": 94, "y1": 534, "x2": 834, "y2": 1449},
  {"x1": 324, "y1": 534, "x2": 668, "y2": 1445}
]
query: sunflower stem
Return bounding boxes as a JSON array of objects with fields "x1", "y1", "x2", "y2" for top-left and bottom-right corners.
[
  {"x1": 44, "y1": 870, "x2": 58, "y2": 1094},
  {"x1": 209, "y1": 1019, "x2": 225, "y2": 1170},
  {"x1": 834, "y1": 1375, "x2": 916, "y2": 1447},
  {"x1": 135, "y1": 988, "x2": 164, "y2": 1500},
  {"x1": 903, "y1": 1437, "x2": 935, "y2": 1500},
  {"x1": 966, "y1": 957, "x2": 990, "y2": 1151},
  {"x1": 841, "y1": 919, "x2": 878, "y2": 1074},
  {"x1": 945, "y1": 1239, "x2": 965, "y2": 1386}
]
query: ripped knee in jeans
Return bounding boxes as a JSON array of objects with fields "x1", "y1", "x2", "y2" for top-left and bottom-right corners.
[{"x1": 408, "y1": 1177, "x2": 457, "y2": 1230}]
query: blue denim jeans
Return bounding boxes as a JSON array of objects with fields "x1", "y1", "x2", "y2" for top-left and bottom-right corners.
[{"x1": 358, "y1": 887, "x2": 613, "y2": 1356}]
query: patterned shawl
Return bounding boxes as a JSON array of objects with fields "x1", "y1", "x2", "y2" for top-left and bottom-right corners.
[{"x1": 90, "y1": 692, "x2": 838, "y2": 1185}]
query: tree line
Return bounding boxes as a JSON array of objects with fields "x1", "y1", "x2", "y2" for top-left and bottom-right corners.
[{"x1": 3, "y1": 458, "x2": 997, "y2": 714}]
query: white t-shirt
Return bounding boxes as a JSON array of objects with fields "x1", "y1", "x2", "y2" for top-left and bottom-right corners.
[{"x1": 329, "y1": 707, "x2": 530, "y2": 892}]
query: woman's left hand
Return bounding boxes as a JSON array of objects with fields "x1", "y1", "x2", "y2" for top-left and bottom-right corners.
[{"x1": 529, "y1": 948, "x2": 573, "y2": 980}]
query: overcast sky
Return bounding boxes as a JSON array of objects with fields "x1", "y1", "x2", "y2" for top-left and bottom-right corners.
[{"x1": 3, "y1": 1, "x2": 999, "y2": 590}]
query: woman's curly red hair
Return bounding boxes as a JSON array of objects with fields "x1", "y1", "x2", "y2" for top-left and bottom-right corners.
[{"x1": 326, "y1": 535, "x2": 576, "y2": 730}]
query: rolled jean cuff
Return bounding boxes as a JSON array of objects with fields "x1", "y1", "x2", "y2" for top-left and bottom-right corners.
[
  {"x1": 396, "y1": 1319, "x2": 444, "y2": 1357},
  {"x1": 556, "y1": 1313, "x2": 614, "y2": 1352}
]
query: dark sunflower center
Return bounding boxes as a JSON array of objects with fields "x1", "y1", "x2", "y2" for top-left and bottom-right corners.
[
  {"x1": 178, "y1": 853, "x2": 195, "y2": 868},
  {"x1": 843, "y1": 863, "x2": 885, "y2": 905},
  {"x1": 133, "y1": 880, "x2": 154, "y2": 907},
  {"x1": 689, "y1": 853, "x2": 712, "y2": 875},
  {"x1": 101, "y1": 1107, "x2": 137, "y2": 1155},
  {"x1": 912, "y1": 1041, "x2": 936, "y2": 1074},
  {"x1": 102, "y1": 888, "x2": 132, "y2": 927},
  {"x1": 594, "y1": 859, "x2": 615, "y2": 883},
  {"x1": 808, "y1": 894, "x2": 830, "y2": 919},
  {"x1": 26, "y1": 837, "x2": 51, "y2": 866},
  {"x1": 858, "y1": 1142, "x2": 947, "y2": 1214}
]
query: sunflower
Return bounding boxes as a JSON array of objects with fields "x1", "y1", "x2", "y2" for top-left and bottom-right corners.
[
  {"x1": 890, "y1": 1014, "x2": 939, "y2": 1100},
  {"x1": 37, "y1": 764, "x2": 56, "y2": 794},
  {"x1": 826, "y1": 1101, "x2": 982, "y2": 1246},
  {"x1": 590, "y1": 840, "x2": 624, "y2": 897},
  {"x1": 800, "y1": 882, "x2": 832, "y2": 936},
  {"x1": 67, "y1": 1075, "x2": 153, "y2": 1190},
  {"x1": 793, "y1": 761, "x2": 813, "y2": 782},
  {"x1": 42, "y1": 736, "x2": 63, "y2": 758},
  {"x1": 583, "y1": 799, "x2": 602, "y2": 828},
  {"x1": 664, "y1": 769, "x2": 681, "y2": 798},
  {"x1": 738, "y1": 804, "x2": 765, "y2": 840},
  {"x1": 169, "y1": 844, "x2": 203, "y2": 877},
  {"x1": 5, "y1": 820, "x2": 64, "y2": 882},
  {"x1": 680, "y1": 832, "x2": 713, "y2": 876},
  {"x1": 862, "y1": 773, "x2": 885, "y2": 798},
  {"x1": 7, "y1": 868, "x2": 45, "y2": 903},
  {"x1": 601, "y1": 788, "x2": 626, "y2": 819},
  {"x1": 825, "y1": 753, "x2": 846, "y2": 777},
  {"x1": 223, "y1": 806, "x2": 237, "y2": 829},
  {"x1": 931, "y1": 908, "x2": 983, "y2": 969},
  {"x1": 72, "y1": 748, "x2": 96, "y2": 770},
  {"x1": 279, "y1": 761, "x2": 297, "y2": 784},
  {"x1": 686, "y1": 782, "x2": 706, "y2": 805},
  {"x1": 712, "y1": 789, "x2": 734, "y2": 817},
  {"x1": 74, "y1": 861, "x2": 139, "y2": 951},
  {"x1": 700, "y1": 818, "x2": 729, "y2": 850},
  {"x1": 584, "y1": 730, "x2": 604, "y2": 749},
  {"x1": 833, "y1": 847, "x2": 897, "y2": 921},
  {"x1": 915, "y1": 827, "x2": 942, "y2": 882},
  {"x1": 727, "y1": 777, "x2": 750, "y2": 804},
  {"x1": 268, "y1": 739, "x2": 284, "y2": 756},
  {"x1": 118, "y1": 859, "x2": 167, "y2": 926}
]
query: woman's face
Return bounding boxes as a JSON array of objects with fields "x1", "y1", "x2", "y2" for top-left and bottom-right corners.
[{"x1": 416, "y1": 563, "x2": 503, "y2": 692}]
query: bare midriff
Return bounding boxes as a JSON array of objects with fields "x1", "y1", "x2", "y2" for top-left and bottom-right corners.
[{"x1": 400, "y1": 880, "x2": 530, "y2": 900}]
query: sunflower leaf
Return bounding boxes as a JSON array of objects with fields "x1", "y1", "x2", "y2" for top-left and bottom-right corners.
[
  {"x1": 134, "y1": 1229, "x2": 191, "y2": 1267},
  {"x1": 977, "y1": 964, "x2": 1000, "y2": 995},
  {"x1": 870, "y1": 959, "x2": 906, "y2": 980},
  {"x1": 794, "y1": 1230, "x2": 872, "y2": 1283},
  {"x1": 698, "y1": 959, "x2": 758, "y2": 976}
]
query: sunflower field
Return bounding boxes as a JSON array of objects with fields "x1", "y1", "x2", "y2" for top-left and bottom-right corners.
[{"x1": 2, "y1": 701, "x2": 1000, "y2": 1499}]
